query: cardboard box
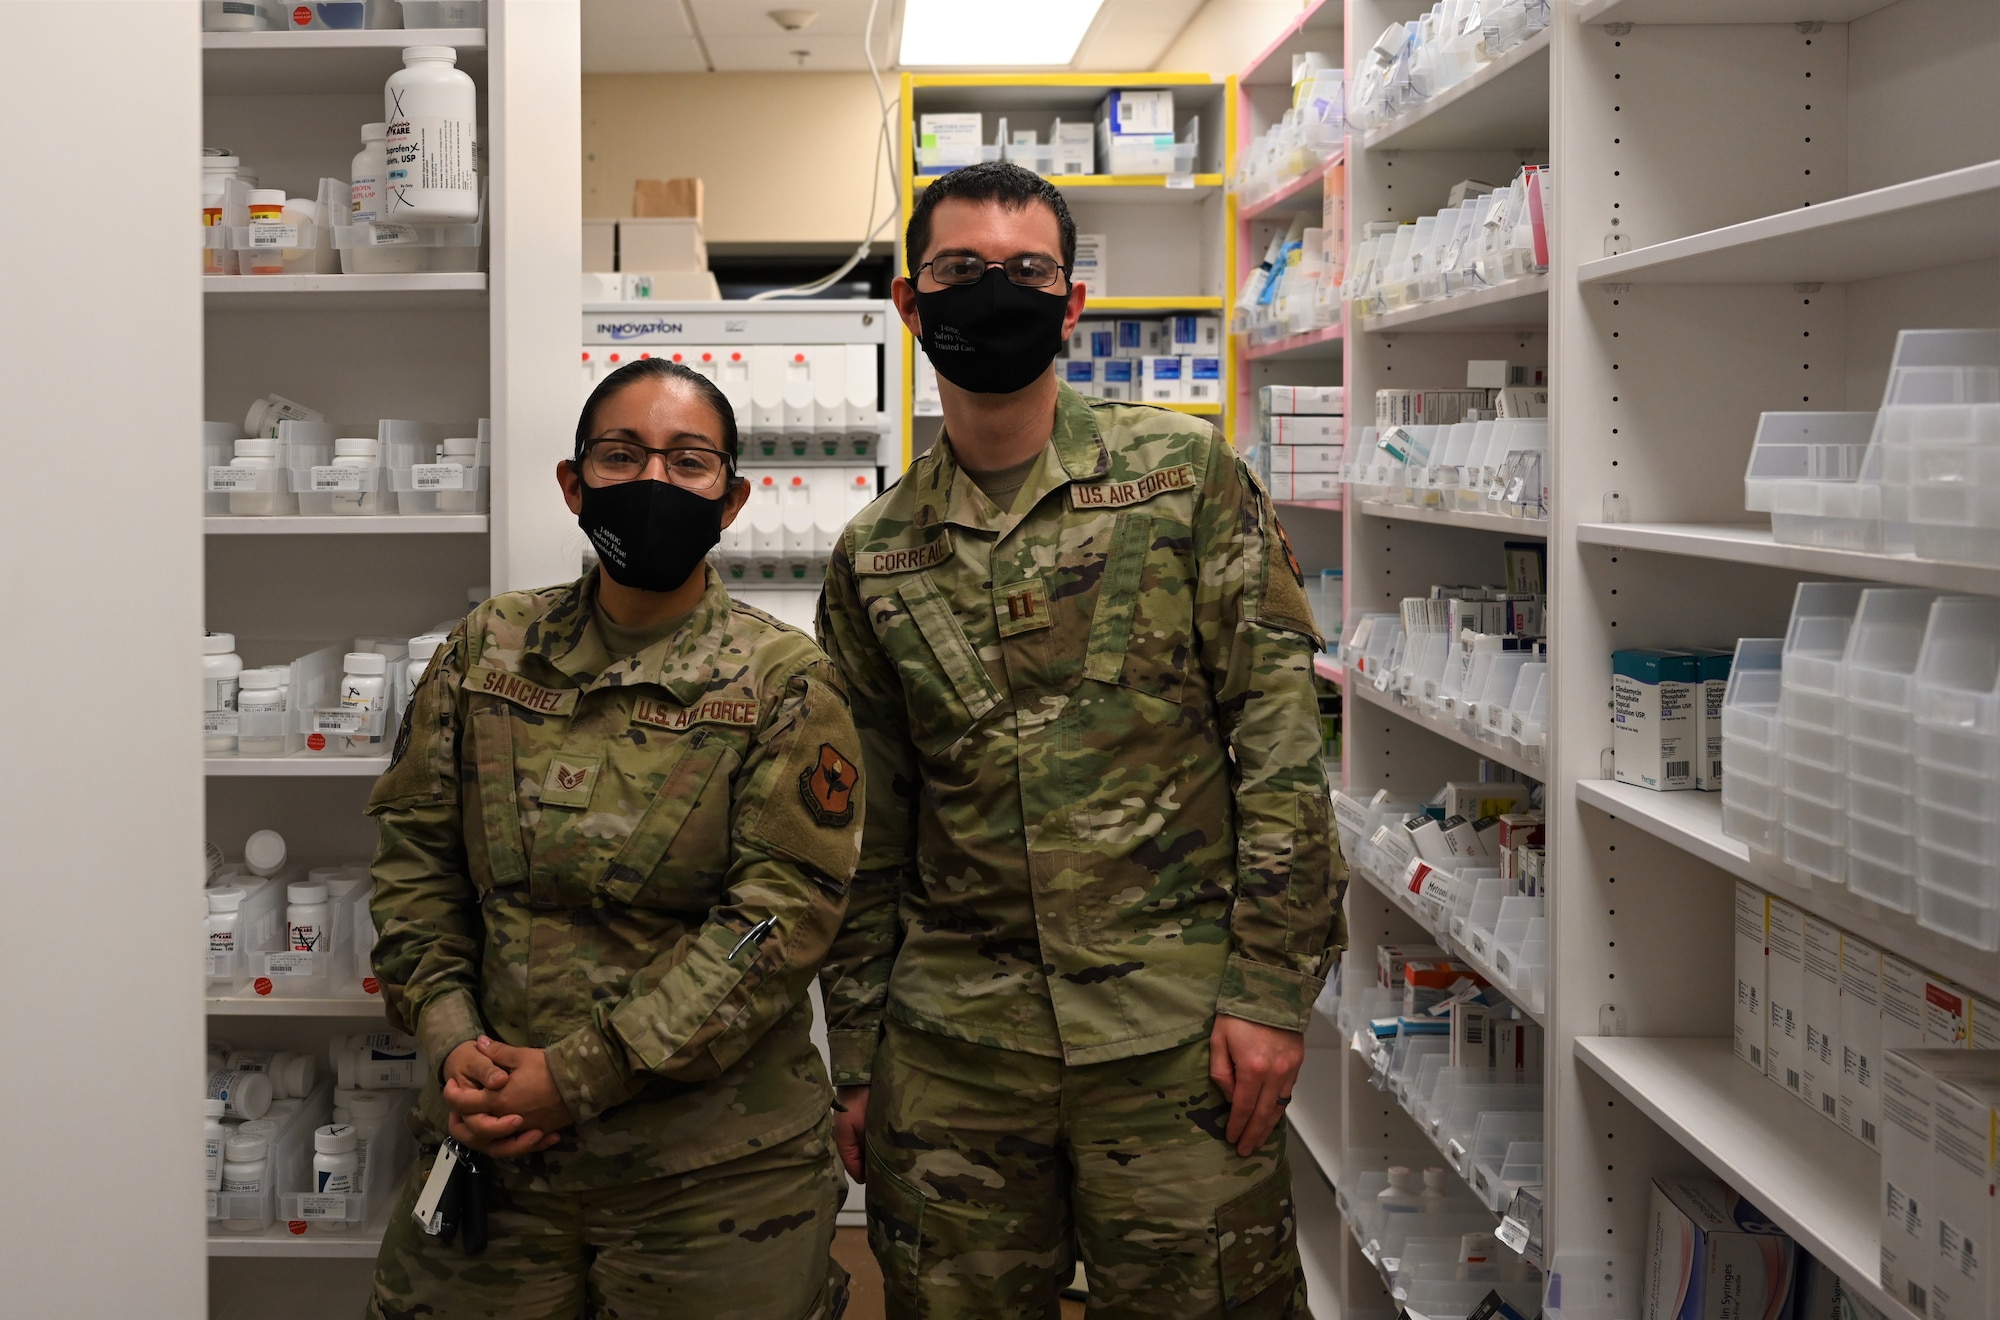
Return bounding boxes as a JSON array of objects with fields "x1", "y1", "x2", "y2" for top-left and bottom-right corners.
[
  {"x1": 1492, "y1": 1018, "x2": 1541, "y2": 1072},
  {"x1": 1167, "y1": 315, "x2": 1221, "y2": 352},
  {"x1": 617, "y1": 218, "x2": 707, "y2": 274},
  {"x1": 1259, "y1": 385, "x2": 1344, "y2": 415},
  {"x1": 1268, "y1": 471, "x2": 1340, "y2": 501},
  {"x1": 1376, "y1": 942, "x2": 1445, "y2": 991},
  {"x1": 1267, "y1": 445, "x2": 1343, "y2": 475},
  {"x1": 1183, "y1": 356, "x2": 1223, "y2": 404},
  {"x1": 918, "y1": 113, "x2": 984, "y2": 173},
  {"x1": 1053, "y1": 120, "x2": 1094, "y2": 174},
  {"x1": 1072, "y1": 233, "x2": 1108, "y2": 293},
  {"x1": 1140, "y1": 356, "x2": 1184, "y2": 404},
  {"x1": 1881, "y1": 1049, "x2": 1941, "y2": 1314},
  {"x1": 1444, "y1": 781, "x2": 1533, "y2": 820},
  {"x1": 631, "y1": 176, "x2": 704, "y2": 222},
  {"x1": 1266, "y1": 414, "x2": 1344, "y2": 446},
  {"x1": 1641, "y1": 1178, "x2": 1797, "y2": 1320},
  {"x1": 1612, "y1": 649, "x2": 1701, "y2": 791},
  {"x1": 1449, "y1": 998, "x2": 1494, "y2": 1068},
  {"x1": 1799, "y1": 915, "x2": 1842, "y2": 1124},
  {"x1": 1098, "y1": 358, "x2": 1135, "y2": 402},
  {"x1": 1096, "y1": 91, "x2": 1179, "y2": 174},
  {"x1": 1926, "y1": 975, "x2": 1972, "y2": 1048},
  {"x1": 1101, "y1": 88, "x2": 1174, "y2": 135},
  {"x1": 1061, "y1": 360, "x2": 1097, "y2": 391},
  {"x1": 1931, "y1": 1061, "x2": 2000, "y2": 1320},
  {"x1": 1838, "y1": 934, "x2": 1882, "y2": 1147},
  {"x1": 1733, "y1": 882, "x2": 1768, "y2": 1073},
  {"x1": 1115, "y1": 319, "x2": 1162, "y2": 355},
  {"x1": 1691, "y1": 649, "x2": 1733, "y2": 792},
  {"x1": 1765, "y1": 898, "x2": 1806, "y2": 1098},
  {"x1": 1795, "y1": 1253, "x2": 1886, "y2": 1320},
  {"x1": 1882, "y1": 954, "x2": 1927, "y2": 1060}
]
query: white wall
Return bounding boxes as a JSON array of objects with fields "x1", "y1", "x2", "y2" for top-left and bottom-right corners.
[
  {"x1": 583, "y1": 72, "x2": 897, "y2": 245},
  {"x1": 1154, "y1": 0, "x2": 1316, "y2": 75},
  {"x1": 0, "y1": 3, "x2": 206, "y2": 1315}
]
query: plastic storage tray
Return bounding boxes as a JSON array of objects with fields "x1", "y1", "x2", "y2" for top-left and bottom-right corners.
[
  {"x1": 1719, "y1": 638, "x2": 1789, "y2": 877},
  {"x1": 275, "y1": 1090, "x2": 416, "y2": 1234},
  {"x1": 1742, "y1": 411, "x2": 1878, "y2": 548},
  {"x1": 1912, "y1": 595, "x2": 2000, "y2": 948}
]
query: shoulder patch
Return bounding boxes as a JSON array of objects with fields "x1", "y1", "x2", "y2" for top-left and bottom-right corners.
[
  {"x1": 464, "y1": 665, "x2": 578, "y2": 715},
  {"x1": 1069, "y1": 463, "x2": 1197, "y2": 511},
  {"x1": 633, "y1": 694, "x2": 762, "y2": 731},
  {"x1": 854, "y1": 531, "x2": 954, "y2": 577},
  {"x1": 798, "y1": 743, "x2": 857, "y2": 827}
]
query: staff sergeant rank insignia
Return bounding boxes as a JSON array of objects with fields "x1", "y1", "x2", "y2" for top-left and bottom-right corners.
[
  {"x1": 1069, "y1": 463, "x2": 1196, "y2": 510},
  {"x1": 799, "y1": 743, "x2": 857, "y2": 828}
]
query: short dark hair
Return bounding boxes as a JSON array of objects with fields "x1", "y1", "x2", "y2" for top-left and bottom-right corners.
[
  {"x1": 905, "y1": 160, "x2": 1076, "y2": 277},
  {"x1": 574, "y1": 357, "x2": 740, "y2": 462}
]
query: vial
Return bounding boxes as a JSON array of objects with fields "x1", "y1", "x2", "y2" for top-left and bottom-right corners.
[
  {"x1": 205, "y1": 887, "x2": 245, "y2": 979},
  {"x1": 312, "y1": 1125, "x2": 360, "y2": 1232},
  {"x1": 329, "y1": 437, "x2": 382, "y2": 515},
  {"x1": 286, "y1": 881, "x2": 331, "y2": 955},
  {"x1": 235, "y1": 667, "x2": 287, "y2": 755},
  {"x1": 202, "y1": 1098, "x2": 228, "y2": 1195},
  {"x1": 384, "y1": 48, "x2": 480, "y2": 223},
  {"x1": 202, "y1": 633, "x2": 242, "y2": 753},
  {"x1": 244, "y1": 829, "x2": 287, "y2": 878},
  {"x1": 219, "y1": 1135, "x2": 271, "y2": 1232},
  {"x1": 338, "y1": 651, "x2": 388, "y2": 753}
]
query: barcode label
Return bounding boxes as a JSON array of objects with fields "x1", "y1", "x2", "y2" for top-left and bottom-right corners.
[
  {"x1": 1750, "y1": 1045, "x2": 1762, "y2": 1066},
  {"x1": 312, "y1": 465, "x2": 370, "y2": 492},
  {"x1": 412, "y1": 463, "x2": 466, "y2": 491},
  {"x1": 299, "y1": 1194, "x2": 348, "y2": 1220},
  {"x1": 1864, "y1": 1119, "x2": 1877, "y2": 1143},
  {"x1": 1665, "y1": 760, "x2": 1690, "y2": 780},
  {"x1": 1822, "y1": 1094, "x2": 1836, "y2": 1117},
  {"x1": 1711, "y1": 759, "x2": 1723, "y2": 781},
  {"x1": 1909, "y1": 1283, "x2": 1927, "y2": 1310},
  {"x1": 1906, "y1": 1197, "x2": 1923, "y2": 1233},
  {"x1": 314, "y1": 708, "x2": 366, "y2": 734},
  {"x1": 207, "y1": 466, "x2": 261, "y2": 492},
  {"x1": 1786, "y1": 1069, "x2": 1800, "y2": 1090}
]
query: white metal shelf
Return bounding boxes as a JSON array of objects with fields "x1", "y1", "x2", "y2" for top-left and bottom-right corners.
[
  {"x1": 1575, "y1": 1036, "x2": 1918, "y2": 1320},
  {"x1": 207, "y1": 995, "x2": 386, "y2": 1018},
  {"x1": 204, "y1": 273, "x2": 488, "y2": 311},
  {"x1": 1578, "y1": 161, "x2": 2000, "y2": 286},
  {"x1": 1576, "y1": 779, "x2": 2000, "y2": 1003},
  {"x1": 205, "y1": 516, "x2": 488, "y2": 535},
  {"x1": 1346, "y1": 677, "x2": 1544, "y2": 782},
  {"x1": 202, "y1": 28, "x2": 487, "y2": 95},
  {"x1": 1360, "y1": 275, "x2": 1549, "y2": 334},
  {"x1": 1360, "y1": 27, "x2": 1550, "y2": 153},
  {"x1": 206, "y1": 756, "x2": 391, "y2": 777},
  {"x1": 1359, "y1": 499, "x2": 1548, "y2": 537},
  {"x1": 1578, "y1": 0, "x2": 1905, "y2": 24},
  {"x1": 208, "y1": 1199, "x2": 389, "y2": 1258},
  {"x1": 1575, "y1": 522, "x2": 2000, "y2": 596}
]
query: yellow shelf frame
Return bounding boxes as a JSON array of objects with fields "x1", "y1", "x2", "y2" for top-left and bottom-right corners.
[{"x1": 898, "y1": 72, "x2": 1239, "y2": 467}]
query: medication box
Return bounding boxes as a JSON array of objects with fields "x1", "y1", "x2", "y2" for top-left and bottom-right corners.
[
  {"x1": 1141, "y1": 356, "x2": 1184, "y2": 403},
  {"x1": 1765, "y1": 897, "x2": 1806, "y2": 1099},
  {"x1": 1265, "y1": 415, "x2": 1343, "y2": 446},
  {"x1": 1799, "y1": 915, "x2": 1842, "y2": 1124},
  {"x1": 1733, "y1": 882, "x2": 1767, "y2": 1073},
  {"x1": 1930, "y1": 1061, "x2": 2000, "y2": 1320},
  {"x1": 918, "y1": 113, "x2": 984, "y2": 173},
  {"x1": 1612, "y1": 649, "x2": 1701, "y2": 791},
  {"x1": 1691, "y1": 649, "x2": 1733, "y2": 791},
  {"x1": 1259, "y1": 385, "x2": 1345, "y2": 415},
  {"x1": 1641, "y1": 1177, "x2": 1797, "y2": 1320},
  {"x1": 1837, "y1": 934, "x2": 1881, "y2": 1147},
  {"x1": 1184, "y1": 356, "x2": 1223, "y2": 404},
  {"x1": 1267, "y1": 471, "x2": 1340, "y2": 501},
  {"x1": 1098, "y1": 358, "x2": 1135, "y2": 402},
  {"x1": 1072, "y1": 233, "x2": 1108, "y2": 292},
  {"x1": 1053, "y1": 120, "x2": 1095, "y2": 174},
  {"x1": 1167, "y1": 315, "x2": 1222, "y2": 352},
  {"x1": 1267, "y1": 446, "x2": 1343, "y2": 476},
  {"x1": 1096, "y1": 90, "x2": 1179, "y2": 174}
]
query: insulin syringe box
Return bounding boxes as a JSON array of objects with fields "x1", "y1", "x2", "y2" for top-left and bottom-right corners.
[
  {"x1": 1641, "y1": 1177, "x2": 1796, "y2": 1320},
  {"x1": 1612, "y1": 649, "x2": 1701, "y2": 791}
]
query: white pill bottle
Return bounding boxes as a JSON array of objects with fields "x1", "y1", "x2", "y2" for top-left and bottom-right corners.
[{"x1": 383, "y1": 47, "x2": 479, "y2": 223}]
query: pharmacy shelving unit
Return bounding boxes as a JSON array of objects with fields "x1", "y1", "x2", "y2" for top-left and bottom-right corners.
[
  {"x1": 199, "y1": 7, "x2": 580, "y2": 1310},
  {"x1": 898, "y1": 72, "x2": 1237, "y2": 465}
]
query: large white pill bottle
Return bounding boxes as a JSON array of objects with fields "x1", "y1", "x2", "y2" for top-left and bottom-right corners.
[{"x1": 383, "y1": 47, "x2": 479, "y2": 223}]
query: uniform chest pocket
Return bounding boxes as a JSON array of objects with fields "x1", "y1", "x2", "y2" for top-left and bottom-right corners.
[
  {"x1": 596, "y1": 734, "x2": 735, "y2": 911},
  {"x1": 871, "y1": 573, "x2": 1003, "y2": 757},
  {"x1": 1082, "y1": 512, "x2": 1194, "y2": 706}
]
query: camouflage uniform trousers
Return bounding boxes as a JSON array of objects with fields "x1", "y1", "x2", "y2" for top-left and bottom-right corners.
[
  {"x1": 368, "y1": 1115, "x2": 850, "y2": 1320},
  {"x1": 863, "y1": 1019, "x2": 1306, "y2": 1320}
]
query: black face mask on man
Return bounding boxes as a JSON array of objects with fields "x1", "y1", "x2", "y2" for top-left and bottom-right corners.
[
  {"x1": 577, "y1": 477, "x2": 728, "y2": 594},
  {"x1": 914, "y1": 264, "x2": 1070, "y2": 395}
]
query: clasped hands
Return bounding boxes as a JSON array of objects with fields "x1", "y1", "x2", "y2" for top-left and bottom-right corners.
[{"x1": 441, "y1": 1036, "x2": 575, "y2": 1159}]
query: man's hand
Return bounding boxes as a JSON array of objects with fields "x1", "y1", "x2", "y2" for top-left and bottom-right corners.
[
  {"x1": 833, "y1": 1085, "x2": 869, "y2": 1183},
  {"x1": 1209, "y1": 1015, "x2": 1305, "y2": 1157},
  {"x1": 442, "y1": 1039, "x2": 509, "y2": 1093},
  {"x1": 440, "y1": 1036, "x2": 574, "y2": 1159}
]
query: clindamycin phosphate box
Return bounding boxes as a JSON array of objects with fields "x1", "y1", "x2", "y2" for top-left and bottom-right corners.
[
  {"x1": 1612, "y1": 649, "x2": 1701, "y2": 791},
  {"x1": 1642, "y1": 1177, "x2": 1796, "y2": 1320}
]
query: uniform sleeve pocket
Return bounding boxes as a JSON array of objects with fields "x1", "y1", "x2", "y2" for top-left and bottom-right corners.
[
  {"x1": 864, "y1": 1144, "x2": 927, "y2": 1294},
  {"x1": 1215, "y1": 1163, "x2": 1302, "y2": 1312}
]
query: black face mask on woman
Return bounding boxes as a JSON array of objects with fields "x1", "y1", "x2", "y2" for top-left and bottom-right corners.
[
  {"x1": 578, "y1": 477, "x2": 727, "y2": 594},
  {"x1": 914, "y1": 265, "x2": 1071, "y2": 395}
]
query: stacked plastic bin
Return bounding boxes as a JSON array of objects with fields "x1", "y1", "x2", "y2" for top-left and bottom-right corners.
[
  {"x1": 1741, "y1": 412, "x2": 1878, "y2": 548},
  {"x1": 1719, "y1": 638, "x2": 1786, "y2": 876},
  {"x1": 1912, "y1": 596, "x2": 2000, "y2": 949},
  {"x1": 1868, "y1": 329, "x2": 2000, "y2": 565},
  {"x1": 1842, "y1": 590, "x2": 1944, "y2": 911},
  {"x1": 1778, "y1": 585, "x2": 1865, "y2": 884}
]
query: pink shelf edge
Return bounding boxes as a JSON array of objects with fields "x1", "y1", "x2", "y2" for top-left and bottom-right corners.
[
  {"x1": 1244, "y1": 324, "x2": 1344, "y2": 360},
  {"x1": 1239, "y1": 152, "x2": 1345, "y2": 222},
  {"x1": 1238, "y1": 0, "x2": 1342, "y2": 85}
]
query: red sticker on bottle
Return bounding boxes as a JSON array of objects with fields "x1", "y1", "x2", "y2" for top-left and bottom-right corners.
[
  {"x1": 307, "y1": 732, "x2": 327, "y2": 751},
  {"x1": 254, "y1": 977, "x2": 274, "y2": 996},
  {"x1": 288, "y1": 1220, "x2": 308, "y2": 1235},
  {"x1": 292, "y1": 5, "x2": 311, "y2": 24},
  {"x1": 362, "y1": 977, "x2": 380, "y2": 994}
]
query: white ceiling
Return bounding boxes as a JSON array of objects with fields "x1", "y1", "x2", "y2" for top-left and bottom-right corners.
[{"x1": 580, "y1": 0, "x2": 1207, "y2": 76}]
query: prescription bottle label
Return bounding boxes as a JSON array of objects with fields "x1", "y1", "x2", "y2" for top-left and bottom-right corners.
[
  {"x1": 312, "y1": 465, "x2": 370, "y2": 492},
  {"x1": 208, "y1": 466, "x2": 261, "y2": 492},
  {"x1": 247, "y1": 221, "x2": 299, "y2": 247},
  {"x1": 263, "y1": 951, "x2": 315, "y2": 978},
  {"x1": 315, "y1": 709, "x2": 366, "y2": 735},
  {"x1": 299, "y1": 1195, "x2": 348, "y2": 1220},
  {"x1": 385, "y1": 117, "x2": 477, "y2": 195},
  {"x1": 413, "y1": 463, "x2": 466, "y2": 491}
]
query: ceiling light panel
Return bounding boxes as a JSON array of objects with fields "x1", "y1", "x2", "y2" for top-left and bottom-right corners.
[{"x1": 898, "y1": 0, "x2": 1108, "y2": 67}]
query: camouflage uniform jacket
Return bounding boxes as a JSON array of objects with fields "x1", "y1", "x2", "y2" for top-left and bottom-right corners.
[
  {"x1": 815, "y1": 382, "x2": 1346, "y2": 1087},
  {"x1": 368, "y1": 568, "x2": 863, "y2": 1190}
]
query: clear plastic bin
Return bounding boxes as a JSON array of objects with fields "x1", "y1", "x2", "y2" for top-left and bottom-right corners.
[
  {"x1": 212, "y1": 1078, "x2": 331, "y2": 1233},
  {"x1": 1909, "y1": 596, "x2": 2000, "y2": 945},
  {"x1": 333, "y1": 213, "x2": 484, "y2": 275},
  {"x1": 1718, "y1": 638, "x2": 1788, "y2": 876},
  {"x1": 397, "y1": 0, "x2": 484, "y2": 25},
  {"x1": 1780, "y1": 583, "x2": 1865, "y2": 728},
  {"x1": 1861, "y1": 329, "x2": 2000, "y2": 559},
  {"x1": 275, "y1": 1091, "x2": 415, "y2": 1234},
  {"x1": 1467, "y1": 1112, "x2": 1543, "y2": 1209},
  {"x1": 1742, "y1": 412, "x2": 1879, "y2": 548}
]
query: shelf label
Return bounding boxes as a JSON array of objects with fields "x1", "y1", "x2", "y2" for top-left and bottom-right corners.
[
  {"x1": 207, "y1": 466, "x2": 261, "y2": 492},
  {"x1": 312, "y1": 465, "x2": 372, "y2": 492},
  {"x1": 203, "y1": 711, "x2": 240, "y2": 737},
  {"x1": 247, "y1": 221, "x2": 301, "y2": 247},
  {"x1": 298, "y1": 1194, "x2": 349, "y2": 1220},
  {"x1": 362, "y1": 223, "x2": 420, "y2": 247},
  {"x1": 1165, "y1": 173, "x2": 1195, "y2": 190},
  {"x1": 314, "y1": 708, "x2": 365, "y2": 735},
  {"x1": 1495, "y1": 1215, "x2": 1532, "y2": 1255},
  {"x1": 412, "y1": 463, "x2": 466, "y2": 491},
  {"x1": 261, "y1": 951, "x2": 316, "y2": 978},
  {"x1": 206, "y1": 1192, "x2": 219, "y2": 1219}
]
